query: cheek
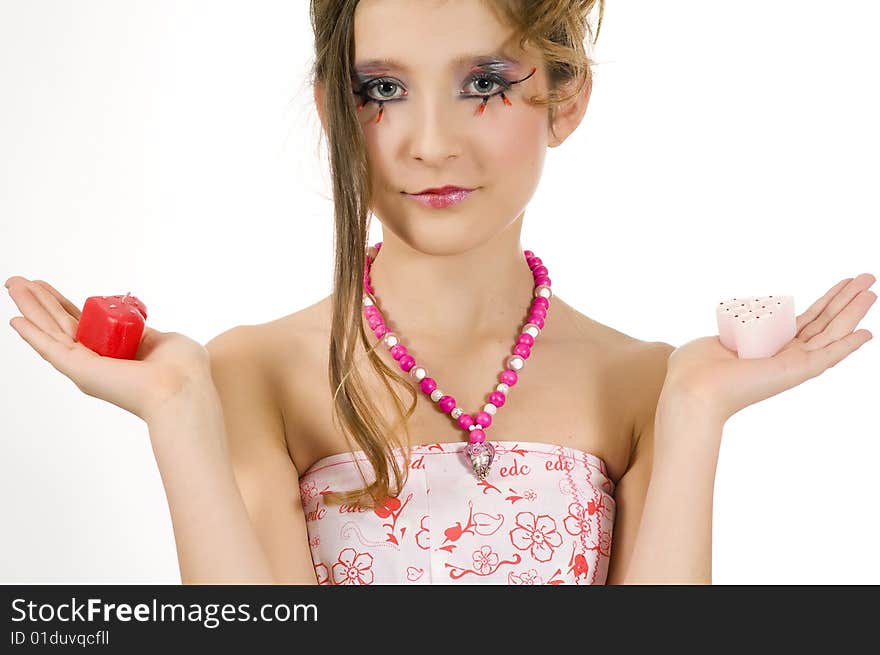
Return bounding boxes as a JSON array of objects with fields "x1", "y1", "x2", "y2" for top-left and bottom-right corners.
[
  {"x1": 479, "y1": 111, "x2": 547, "y2": 211},
  {"x1": 485, "y1": 112, "x2": 546, "y2": 179}
]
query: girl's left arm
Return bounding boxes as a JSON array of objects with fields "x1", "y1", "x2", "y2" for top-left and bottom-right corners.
[{"x1": 608, "y1": 273, "x2": 875, "y2": 584}]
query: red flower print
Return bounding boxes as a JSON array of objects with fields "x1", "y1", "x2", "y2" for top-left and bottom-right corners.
[
  {"x1": 522, "y1": 489, "x2": 538, "y2": 501},
  {"x1": 314, "y1": 562, "x2": 331, "y2": 585},
  {"x1": 472, "y1": 546, "x2": 499, "y2": 574},
  {"x1": 372, "y1": 492, "x2": 413, "y2": 546},
  {"x1": 508, "y1": 568, "x2": 542, "y2": 585},
  {"x1": 373, "y1": 496, "x2": 401, "y2": 519},
  {"x1": 415, "y1": 515, "x2": 431, "y2": 550},
  {"x1": 563, "y1": 501, "x2": 593, "y2": 538},
  {"x1": 569, "y1": 552, "x2": 590, "y2": 582},
  {"x1": 299, "y1": 479, "x2": 318, "y2": 502},
  {"x1": 445, "y1": 522, "x2": 464, "y2": 542},
  {"x1": 473, "y1": 511, "x2": 504, "y2": 536},
  {"x1": 592, "y1": 529, "x2": 612, "y2": 556},
  {"x1": 331, "y1": 548, "x2": 375, "y2": 585},
  {"x1": 476, "y1": 478, "x2": 502, "y2": 495},
  {"x1": 509, "y1": 511, "x2": 563, "y2": 562},
  {"x1": 589, "y1": 495, "x2": 614, "y2": 521}
]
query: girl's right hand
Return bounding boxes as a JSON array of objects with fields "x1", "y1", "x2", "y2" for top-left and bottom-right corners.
[{"x1": 5, "y1": 276, "x2": 213, "y2": 423}]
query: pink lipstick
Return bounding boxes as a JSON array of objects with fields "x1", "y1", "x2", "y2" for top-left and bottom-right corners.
[{"x1": 404, "y1": 186, "x2": 476, "y2": 209}]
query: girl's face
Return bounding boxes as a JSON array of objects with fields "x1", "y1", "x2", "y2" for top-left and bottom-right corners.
[{"x1": 351, "y1": 0, "x2": 573, "y2": 255}]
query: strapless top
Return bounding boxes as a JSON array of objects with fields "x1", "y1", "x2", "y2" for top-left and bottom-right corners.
[{"x1": 298, "y1": 440, "x2": 617, "y2": 585}]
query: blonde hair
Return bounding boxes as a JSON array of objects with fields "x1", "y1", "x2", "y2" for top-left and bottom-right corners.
[{"x1": 308, "y1": 0, "x2": 605, "y2": 508}]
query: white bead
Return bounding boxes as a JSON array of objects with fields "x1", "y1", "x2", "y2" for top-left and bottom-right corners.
[
  {"x1": 430, "y1": 389, "x2": 443, "y2": 402},
  {"x1": 483, "y1": 403, "x2": 497, "y2": 415},
  {"x1": 451, "y1": 407, "x2": 463, "y2": 419},
  {"x1": 363, "y1": 296, "x2": 374, "y2": 306},
  {"x1": 409, "y1": 366, "x2": 427, "y2": 381},
  {"x1": 523, "y1": 324, "x2": 540, "y2": 338},
  {"x1": 496, "y1": 383, "x2": 509, "y2": 393},
  {"x1": 468, "y1": 424, "x2": 476, "y2": 431},
  {"x1": 506, "y1": 355, "x2": 524, "y2": 371},
  {"x1": 534, "y1": 285, "x2": 552, "y2": 299},
  {"x1": 383, "y1": 332, "x2": 399, "y2": 347}
]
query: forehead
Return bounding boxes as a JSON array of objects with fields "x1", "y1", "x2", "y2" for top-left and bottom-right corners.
[{"x1": 353, "y1": 0, "x2": 527, "y2": 74}]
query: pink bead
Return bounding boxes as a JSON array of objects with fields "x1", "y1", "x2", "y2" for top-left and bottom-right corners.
[
  {"x1": 528, "y1": 257, "x2": 542, "y2": 269},
  {"x1": 535, "y1": 276, "x2": 551, "y2": 286},
  {"x1": 419, "y1": 377, "x2": 437, "y2": 394},
  {"x1": 375, "y1": 242, "x2": 382, "y2": 250},
  {"x1": 389, "y1": 344, "x2": 407, "y2": 360},
  {"x1": 500, "y1": 369, "x2": 518, "y2": 386},
  {"x1": 469, "y1": 429, "x2": 486, "y2": 444},
  {"x1": 488, "y1": 391, "x2": 506, "y2": 407},
  {"x1": 364, "y1": 282, "x2": 374, "y2": 294},
  {"x1": 533, "y1": 296, "x2": 549, "y2": 309},
  {"x1": 517, "y1": 333, "x2": 534, "y2": 347},
  {"x1": 530, "y1": 305, "x2": 547, "y2": 320},
  {"x1": 439, "y1": 395, "x2": 456, "y2": 412},
  {"x1": 475, "y1": 411, "x2": 492, "y2": 428},
  {"x1": 364, "y1": 305, "x2": 379, "y2": 317},
  {"x1": 399, "y1": 354, "x2": 415, "y2": 371},
  {"x1": 513, "y1": 343, "x2": 531, "y2": 358},
  {"x1": 523, "y1": 249, "x2": 534, "y2": 258},
  {"x1": 373, "y1": 325, "x2": 387, "y2": 338},
  {"x1": 457, "y1": 413, "x2": 475, "y2": 430},
  {"x1": 532, "y1": 265, "x2": 548, "y2": 278},
  {"x1": 367, "y1": 315, "x2": 382, "y2": 329},
  {"x1": 528, "y1": 314, "x2": 545, "y2": 329}
]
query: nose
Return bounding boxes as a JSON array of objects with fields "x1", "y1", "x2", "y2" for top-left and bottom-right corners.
[{"x1": 407, "y1": 94, "x2": 463, "y2": 164}]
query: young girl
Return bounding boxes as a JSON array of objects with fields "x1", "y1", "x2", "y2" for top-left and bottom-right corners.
[{"x1": 5, "y1": 0, "x2": 876, "y2": 585}]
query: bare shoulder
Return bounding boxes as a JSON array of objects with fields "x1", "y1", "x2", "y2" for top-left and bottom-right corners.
[
  {"x1": 204, "y1": 294, "x2": 331, "y2": 428},
  {"x1": 554, "y1": 300, "x2": 676, "y2": 585},
  {"x1": 555, "y1": 296, "x2": 675, "y2": 446}
]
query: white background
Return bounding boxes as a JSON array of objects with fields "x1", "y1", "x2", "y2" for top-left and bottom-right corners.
[{"x1": 1, "y1": 1, "x2": 877, "y2": 584}]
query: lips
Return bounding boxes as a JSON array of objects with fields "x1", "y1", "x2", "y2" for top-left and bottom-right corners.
[
  {"x1": 411, "y1": 185, "x2": 474, "y2": 195},
  {"x1": 404, "y1": 187, "x2": 475, "y2": 209}
]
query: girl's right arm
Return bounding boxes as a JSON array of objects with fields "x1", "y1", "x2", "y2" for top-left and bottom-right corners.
[
  {"x1": 6, "y1": 277, "x2": 317, "y2": 584},
  {"x1": 149, "y1": 328, "x2": 319, "y2": 585}
]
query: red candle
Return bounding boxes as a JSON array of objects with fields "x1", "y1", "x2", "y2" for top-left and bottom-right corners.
[{"x1": 75, "y1": 292, "x2": 148, "y2": 359}]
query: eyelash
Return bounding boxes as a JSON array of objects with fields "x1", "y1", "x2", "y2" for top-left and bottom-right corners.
[{"x1": 355, "y1": 72, "x2": 511, "y2": 106}]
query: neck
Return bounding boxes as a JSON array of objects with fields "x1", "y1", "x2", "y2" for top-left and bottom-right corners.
[{"x1": 363, "y1": 217, "x2": 538, "y2": 343}]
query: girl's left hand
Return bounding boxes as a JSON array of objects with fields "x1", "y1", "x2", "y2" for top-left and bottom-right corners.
[{"x1": 662, "y1": 273, "x2": 876, "y2": 424}]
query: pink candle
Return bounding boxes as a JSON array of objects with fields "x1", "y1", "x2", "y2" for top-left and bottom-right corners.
[{"x1": 716, "y1": 295, "x2": 796, "y2": 359}]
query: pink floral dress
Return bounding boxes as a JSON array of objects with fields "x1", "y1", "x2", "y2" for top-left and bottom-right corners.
[{"x1": 298, "y1": 440, "x2": 617, "y2": 585}]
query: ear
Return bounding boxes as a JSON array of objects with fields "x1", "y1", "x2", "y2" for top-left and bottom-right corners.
[{"x1": 548, "y1": 75, "x2": 592, "y2": 148}]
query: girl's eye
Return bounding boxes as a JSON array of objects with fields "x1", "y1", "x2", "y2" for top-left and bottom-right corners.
[
  {"x1": 363, "y1": 79, "x2": 404, "y2": 102},
  {"x1": 357, "y1": 73, "x2": 509, "y2": 104},
  {"x1": 463, "y1": 74, "x2": 505, "y2": 97}
]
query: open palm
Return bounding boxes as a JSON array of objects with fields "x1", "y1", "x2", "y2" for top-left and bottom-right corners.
[
  {"x1": 6, "y1": 277, "x2": 211, "y2": 422},
  {"x1": 664, "y1": 273, "x2": 876, "y2": 423}
]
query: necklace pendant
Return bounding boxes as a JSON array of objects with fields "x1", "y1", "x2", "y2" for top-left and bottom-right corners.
[{"x1": 464, "y1": 441, "x2": 496, "y2": 480}]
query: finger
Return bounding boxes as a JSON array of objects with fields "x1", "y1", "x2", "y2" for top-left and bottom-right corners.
[
  {"x1": 6, "y1": 279, "x2": 74, "y2": 344},
  {"x1": 797, "y1": 274, "x2": 876, "y2": 341},
  {"x1": 804, "y1": 328, "x2": 873, "y2": 378},
  {"x1": 9, "y1": 314, "x2": 90, "y2": 381},
  {"x1": 804, "y1": 289, "x2": 878, "y2": 351},
  {"x1": 28, "y1": 280, "x2": 80, "y2": 340},
  {"x1": 31, "y1": 279, "x2": 82, "y2": 321},
  {"x1": 795, "y1": 277, "x2": 851, "y2": 336}
]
